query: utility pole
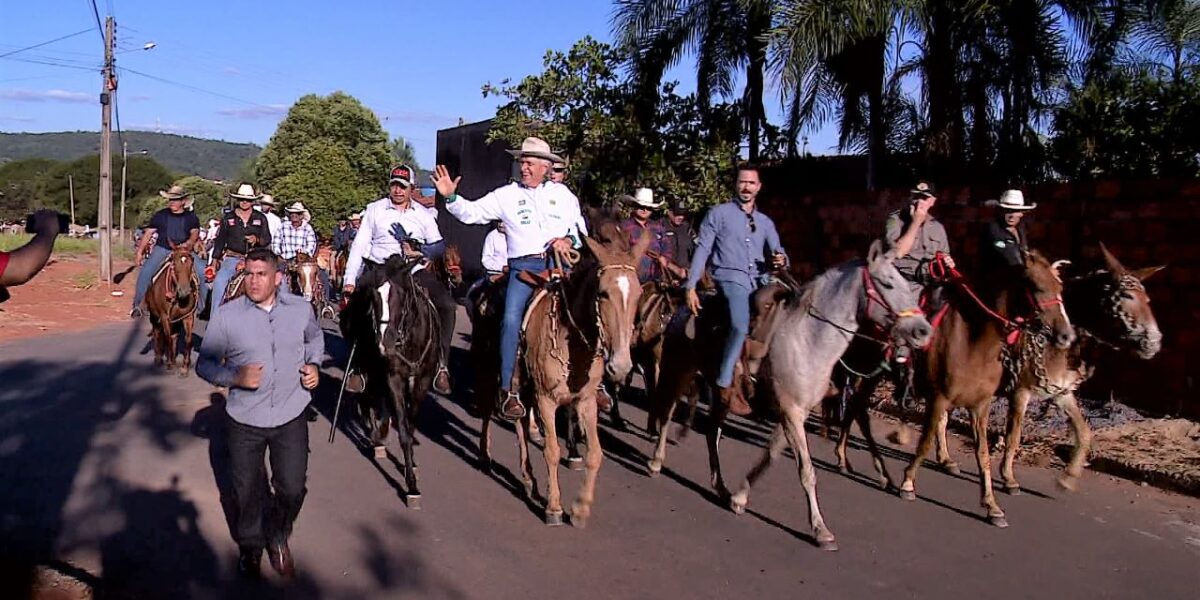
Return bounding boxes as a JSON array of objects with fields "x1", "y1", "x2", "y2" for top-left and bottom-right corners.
[
  {"x1": 98, "y1": 16, "x2": 115, "y2": 283},
  {"x1": 120, "y1": 141, "x2": 127, "y2": 241},
  {"x1": 68, "y1": 174, "x2": 76, "y2": 226}
]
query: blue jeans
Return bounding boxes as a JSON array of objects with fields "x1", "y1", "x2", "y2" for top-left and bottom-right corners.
[
  {"x1": 133, "y1": 245, "x2": 208, "y2": 313},
  {"x1": 211, "y1": 256, "x2": 245, "y2": 313},
  {"x1": 500, "y1": 256, "x2": 551, "y2": 392},
  {"x1": 716, "y1": 279, "x2": 753, "y2": 388}
]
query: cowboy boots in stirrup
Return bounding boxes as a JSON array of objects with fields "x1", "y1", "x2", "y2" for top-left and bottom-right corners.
[
  {"x1": 433, "y1": 365, "x2": 452, "y2": 395},
  {"x1": 595, "y1": 383, "x2": 613, "y2": 411},
  {"x1": 499, "y1": 390, "x2": 526, "y2": 421},
  {"x1": 719, "y1": 385, "x2": 752, "y2": 417}
]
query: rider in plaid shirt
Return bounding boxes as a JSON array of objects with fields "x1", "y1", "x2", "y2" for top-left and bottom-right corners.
[{"x1": 275, "y1": 202, "x2": 317, "y2": 260}]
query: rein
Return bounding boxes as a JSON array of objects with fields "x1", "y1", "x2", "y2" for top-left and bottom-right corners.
[{"x1": 926, "y1": 252, "x2": 1063, "y2": 345}]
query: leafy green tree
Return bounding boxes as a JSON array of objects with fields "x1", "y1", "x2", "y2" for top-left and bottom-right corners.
[
  {"x1": 255, "y1": 92, "x2": 392, "y2": 231},
  {"x1": 132, "y1": 175, "x2": 225, "y2": 226},
  {"x1": 483, "y1": 37, "x2": 738, "y2": 211},
  {"x1": 36, "y1": 155, "x2": 174, "y2": 227},
  {"x1": 0, "y1": 158, "x2": 59, "y2": 221},
  {"x1": 390, "y1": 136, "x2": 421, "y2": 170}
]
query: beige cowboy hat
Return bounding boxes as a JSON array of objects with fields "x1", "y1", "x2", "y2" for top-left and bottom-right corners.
[
  {"x1": 505, "y1": 136, "x2": 564, "y2": 164},
  {"x1": 986, "y1": 189, "x2": 1037, "y2": 211},
  {"x1": 284, "y1": 201, "x2": 311, "y2": 221},
  {"x1": 349, "y1": 211, "x2": 364, "y2": 220},
  {"x1": 621, "y1": 187, "x2": 663, "y2": 210},
  {"x1": 259, "y1": 193, "x2": 277, "y2": 207},
  {"x1": 159, "y1": 184, "x2": 189, "y2": 200},
  {"x1": 229, "y1": 182, "x2": 261, "y2": 201}
]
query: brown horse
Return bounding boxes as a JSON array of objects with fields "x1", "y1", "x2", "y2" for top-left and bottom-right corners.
[
  {"x1": 869, "y1": 251, "x2": 1074, "y2": 527},
  {"x1": 479, "y1": 229, "x2": 649, "y2": 528},
  {"x1": 290, "y1": 252, "x2": 327, "y2": 317},
  {"x1": 331, "y1": 249, "x2": 349, "y2": 292},
  {"x1": 995, "y1": 244, "x2": 1163, "y2": 494},
  {"x1": 145, "y1": 245, "x2": 199, "y2": 376}
]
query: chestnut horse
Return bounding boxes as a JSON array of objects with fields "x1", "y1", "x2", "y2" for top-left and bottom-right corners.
[
  {"x1": 145, "y1": 245, "x2": 199, "y2": 376},
  {"x1": 290, "y1": 252, "x2": 328, "y2": 318},
  {"x1": 995, "y1": 244, "x2": 1163, "y2": 494}
]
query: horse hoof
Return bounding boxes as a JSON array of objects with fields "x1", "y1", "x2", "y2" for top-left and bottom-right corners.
[
  {"x1": 942, "y1": 463, "x2": 961, "y2": 476},
  {"x1": 817, "y1": 538, "x2": 839, "y2": 552},
  {"x1": 647, "y1": 460, "x2": 662, "y2": 477},
  {"x1": 611, "y1": 419, "x2": 628, "y2": 432},
  {"x1": 989, "y1": 515, "x2": 1009, "y2": 528},
  {"x1": 1005, "y1": 485, "x2": 1022, "y2": 496},
  {"x1": 529, "y1": 430, "x2": 544, "y2": 445},
  {"x1": 567, "y1": 457, "x2": 584, "y2": 471},
  {"x1": 1056, "y1": 475, "x2": 1079, "y2": 492},
  {"x1": 374, "y1": 445, "x2": 387, "y2": 460},
  {"x1": 544, "y1": 511, "x2": 564, "y2": 527},
  {"x1": 729, "y1": 497, "x2": 747, "y2": 515},
  {"x1": 838, "y1": 465, "x2": 851, "y2": 476},
  {"x1": 406, "y1": 494, "x2": 422, "y2": 510},
  {"x1": 899, "y1": 489, "x2": 917, "y2": 501}
]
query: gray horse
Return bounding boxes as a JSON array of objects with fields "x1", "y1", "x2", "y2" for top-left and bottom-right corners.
[{"x1": 726, "y1": 241, "x2": 932, "y2": 551}]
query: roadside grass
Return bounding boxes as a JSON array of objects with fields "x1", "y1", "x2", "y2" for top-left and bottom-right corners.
[{"x1": 0, "y1": 233, "x2": 134, "y2": 260}]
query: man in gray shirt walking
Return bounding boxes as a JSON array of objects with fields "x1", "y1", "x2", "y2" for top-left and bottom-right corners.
[{"x1": 197, "y1": 248, "x2": 324, "y2": 580}]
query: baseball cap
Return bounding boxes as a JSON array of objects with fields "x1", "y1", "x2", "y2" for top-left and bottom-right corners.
[
  {"x1": 389, "y1": 165, "x2": 414, "y2": 187},
  {"x1": 910, "y1": 181, "x2": 936, "y2": 199}
]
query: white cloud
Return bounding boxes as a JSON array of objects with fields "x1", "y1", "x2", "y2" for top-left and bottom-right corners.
[
  {"x1": 216, "y1": 104, "x2": 288, "y2": 119},
  {"x1": 223, "y1": 66, "x2": 241, "y2": 75},
  {"x1": 0, "y1": 88, "x2": 91, "y2": 103}
]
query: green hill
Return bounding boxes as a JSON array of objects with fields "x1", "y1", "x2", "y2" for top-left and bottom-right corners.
[{"x1": 0, "y1": 131, "x2": 260, "y2": 181}]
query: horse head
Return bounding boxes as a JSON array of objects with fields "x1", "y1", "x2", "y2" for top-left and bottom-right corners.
[
  {"x1": 168, "y1": 243, "x2": 195, "y2": 301},
  {"x1": 583, "y1": 229, "x2": 650, "y2": 383},
  {"x1": 1068, "y1": 243, "x2": 1164, "y2": 358},
  {"x1": 864, "y1": 240, "x2": 932, "y2": 349},
  {"x1": 292, "y1": 252, "x2": 319, "y2": 300},
  {"x1": 1022, "y1": 250, "x2": 1076, "y2": 349},
  {"x1": 443, "y1": 244, "x2": 463, "y2": 287}
]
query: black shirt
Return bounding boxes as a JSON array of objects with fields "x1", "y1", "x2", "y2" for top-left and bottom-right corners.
[
  {"x1": 981, "y1": 220, "x2": 1028, "y2": 272},
  {"x1": 663, "y1": 220, "x2": 695, "y2": 269},
  {"x1": 148, "y1": 209, "x2": 200, "y2": 250},
  {"x1": 212, "y1": 208, "x2": 272, "y2": 257}
]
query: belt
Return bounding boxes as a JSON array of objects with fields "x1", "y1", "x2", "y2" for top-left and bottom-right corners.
[
  {"x1": 223, "y1": 250, "x2": 246, "y2": 258},
  {"x1": 511, "y1": 252, "x2": 547, "y2": 260}
]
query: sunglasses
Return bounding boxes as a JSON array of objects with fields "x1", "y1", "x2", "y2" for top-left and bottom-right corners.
[
  {"x1": 552, "y1": 168, "x2": 567, "y2": 173},
  {"x1": 746, "y1": 213, "x2": 757, "y2": 233}
]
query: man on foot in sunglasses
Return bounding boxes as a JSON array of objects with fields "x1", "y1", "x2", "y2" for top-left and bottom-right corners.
[{"x1": 684, "y1": 164, "x2": 788, "y2": 416}]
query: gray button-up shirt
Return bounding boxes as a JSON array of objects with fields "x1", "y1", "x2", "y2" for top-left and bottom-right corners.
[
  {"x1": 197, "y1": 293, "x2": 325, "y2": 428},
  {"x1": 685, "y1": 200, "x2": 787, "y2": 291},
  {"x1": 884, "y1": 209, "x2": 951, "y2": 283}
]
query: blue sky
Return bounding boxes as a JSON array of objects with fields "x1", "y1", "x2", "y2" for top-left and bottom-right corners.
[{"x1": 1, "y1": 0, "x2": 838, "y2": 165}]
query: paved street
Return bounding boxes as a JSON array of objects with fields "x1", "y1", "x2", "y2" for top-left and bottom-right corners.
[{"x1": 0, "y1": 312, "x2": 1197, "y2": 599}]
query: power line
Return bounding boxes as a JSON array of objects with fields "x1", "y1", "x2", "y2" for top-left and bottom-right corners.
[
  {"x1": 86, "y1": 0, "x2": 105, "y2": 42},
  {"x1": 1, "y1": 56, "x2": 99, "y2": 72},
  {"x1": 118, "y1": 66, "x2": 279, "y2": 108},
  {"x1": 0, "y1": 29, "x2": 93, "y2": 60}
]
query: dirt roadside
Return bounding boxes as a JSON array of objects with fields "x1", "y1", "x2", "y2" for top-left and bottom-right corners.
[{"x1": 0, "y1": 255, "x2": 135, "y2": 344}]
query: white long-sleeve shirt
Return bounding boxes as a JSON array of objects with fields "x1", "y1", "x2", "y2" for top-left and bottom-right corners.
[
  {"x1": 445, "y1": 181, "x2": 586, "y2": 258},
  {"x1": 344, "y1": 197, "x2": 444, "y2": 284},
  {"x1": 481, "y1": 229, "x2": 508, "y2": 273},
  {"x1": 264, "y1": 211, "x2": 282, "y2": 243}
]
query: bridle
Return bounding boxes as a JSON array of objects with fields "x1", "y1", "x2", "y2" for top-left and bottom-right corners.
[
  {"x1": 861, "y1": 267, "x2": 925, "y2": 331},
  {"x1": 1073, "y1": 270, "x2": 1157, "y2": 352}
]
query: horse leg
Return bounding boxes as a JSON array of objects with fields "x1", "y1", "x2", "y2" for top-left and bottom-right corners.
[
  {"x1": 971, "y1": 402, "x2": 1007, "y2": 527},
  {"x1": 934, "y1": 408, "x2": 960, "y2": 475},
  {"x1": 782, "y1": 406, "x2": 837, "y2": 550},
  {"x1": 900, "y1": 395, "x2": 949, "y2": 500},
  {"x1": 850, "y1": 386, "x2": 895, "y2": 489},
  {"x1": 537, "y1": 396, "x2": 564, "y2": 526},
  {"x1": 1001, "y1": 388, "x2": 1032, "y2": 494},
  {"x1": 565, "y1": 407, "x2": 584, "y2": 471},
  {"x1": 514, "y1": 414, "x2": 536, "y2": 500},
  {"x1": 647, "y1": 396, "x2": 679, "y2": 477},
  {"x1": 150, "y1": 318, "x2": 165, "y2": 367},
  {"x1": 835, "y1": 373, "x2": 880, "y2": 476},
  {"x1": 571, "y1": 396, "x2": 603, "y2": 528},
  {"x1": 729, "y1": 424, "x2": 786, "y2": 514},
  {"x1": 1055, "y1": 392, "x2": 1091, "y2": 492},
  {"x1": 396, "y1": 390, "x2": 421, "y2": 508},
  {"x1": 179, "y1": 317, "x2": 194, "y2": 378},
  {"x1": 706, "y1": 400, "x2": 731, "y2": 497}
]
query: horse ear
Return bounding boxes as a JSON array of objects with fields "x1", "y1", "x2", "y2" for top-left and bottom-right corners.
[
  {"x1": 867, "y1": 239, "x2": 884, "y2": 263},
  {"x1": 1099, "y1": 242, "x2": 1126, "y2": 275},
  {"x1": 1050, "y1": 259, "x2": 1071, "y2": 283},
  {"x1": 1130, "y1": 265, "x2": 1165, "y2": 281},
  {"x1": 583, "y1": 235, "x2": 612, "y2": 265}
]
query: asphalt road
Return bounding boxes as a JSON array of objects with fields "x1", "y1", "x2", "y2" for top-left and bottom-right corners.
[{"x1": 0, "y1": 311, "x2": 1197, "y2": 599}]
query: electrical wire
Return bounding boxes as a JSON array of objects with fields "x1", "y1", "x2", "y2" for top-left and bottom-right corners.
[
  {"x1": 118, "y1": 66, "x2": 280, "y2": 108},
  {"x1": 0, "y1": 29, "x2": 93, "y2": 60},
  {"x1": 87, "y1": 0, "x2": 105, "y2": 42}
]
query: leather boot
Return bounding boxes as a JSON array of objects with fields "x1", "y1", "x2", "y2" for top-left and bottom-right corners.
[{"x1": 719, "y1": 384, "x2": 752, "y2": 416}]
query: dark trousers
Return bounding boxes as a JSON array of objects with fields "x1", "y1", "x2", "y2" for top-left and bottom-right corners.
[
  {"x1": 227, "y1": 413, "x2": 309, "y2": 551},
  {"x1": 413, "y1": 268, "x2": 457, "y2": 364}
]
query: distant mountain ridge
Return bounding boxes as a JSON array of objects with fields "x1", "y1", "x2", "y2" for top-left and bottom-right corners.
[{"x1": 0, "y1": 131, "x2": 260, "y2": 181}]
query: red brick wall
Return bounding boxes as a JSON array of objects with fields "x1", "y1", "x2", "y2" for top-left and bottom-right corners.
[{"x1": 756, "y1": 172, "x2": 1200, "y2": 419}]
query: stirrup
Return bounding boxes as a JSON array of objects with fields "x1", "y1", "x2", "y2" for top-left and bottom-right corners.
[
  {"x1": 345, "y1": 369, "x2": 366, "y2": 394},
  {"x1": 499, "y1": 391, "x2": 526, "y2": 421}
]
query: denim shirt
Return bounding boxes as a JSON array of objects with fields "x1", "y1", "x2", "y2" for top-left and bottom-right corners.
[
  {"x1": 197, "y1": 293, "x2": 325, "y2": 428},
  {"x1": 685, "y1": 200, "x2": 787, "y2": 291}
]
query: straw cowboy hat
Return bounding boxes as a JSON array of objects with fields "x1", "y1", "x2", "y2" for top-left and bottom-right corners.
[
  {"x1": 349, "y1": 211, "x2": 364, "y2": 220},
  {"x1": 505, "y1": 137, "x2": 564, "y2": 164},
  {"x1": 986, "y1": 189, "x2": 1037, "y2": 211},
  {"x1": 259, "y1": 193, "x2": 277, "y2": 207},
  {"x1": 284, "y1": 201, "x2": 311, "y2": 222},
  {"x1": 229, "y1": 183, "x2": 261, "y2": 200},
  {"x1": 159, "y1": 185, "x2": 189, "y2": 200},
  {"x1": 621, "y1": 187, "x2": 663, "y2": 210}
]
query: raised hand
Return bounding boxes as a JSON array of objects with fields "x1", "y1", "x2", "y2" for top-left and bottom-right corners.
[{"x1": 432, "y1": 165, "x2": 461, "y2": 198}]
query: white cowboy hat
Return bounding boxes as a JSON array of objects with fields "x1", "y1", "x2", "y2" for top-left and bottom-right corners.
[
  {"x1": 229, "y1": 183, "x2": 261, "y2": 200},
  {"x1": 159, "y1": 184, "x2": 189, "y2": 200},
  {"x1": 622, "y1": 187, "x2": 663, "y2": 210},
  {"x1": 505, "y1": 137, "x2": 564, "y2": 164},
  {"x1": 259, "y1": 193, "x2": 277, "y2": 207},
  {"x1": 986, "y1": 189, "x2": 1037, "y2": 211},
  {"x1": 349, "y1": 211, "x2": 364, "y2": 220}
]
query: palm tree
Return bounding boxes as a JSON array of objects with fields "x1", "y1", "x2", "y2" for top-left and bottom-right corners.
[
  {"x1": 611, "y1": 0, "x2": 774, "y2": 161},
  {"x1": 1128, "y1": 0, "x2": 1200, "y2": 83}
]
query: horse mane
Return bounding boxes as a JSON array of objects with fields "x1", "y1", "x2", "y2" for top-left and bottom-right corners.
[{"x1": 785, "y1": 257, "x2": 865, "y2": 317}]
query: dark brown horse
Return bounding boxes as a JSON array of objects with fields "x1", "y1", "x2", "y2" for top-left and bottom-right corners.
[
  {"x1": 837, "y1": 250, "x2": 1073, "y2": 527},
  {"x1": 145, "y1": 244, "x2": 199, "y2": 376},
  {"x1": 995, "y1": 244, "x2": 1164, "y2": 494}
]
